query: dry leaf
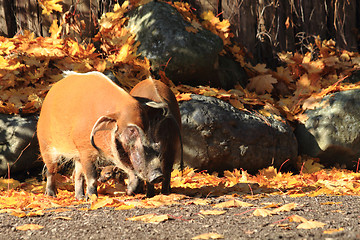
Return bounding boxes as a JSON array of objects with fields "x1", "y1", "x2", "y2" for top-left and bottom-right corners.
[
  {"x1": 297, "y1": 220, "x2": 326, "y2": 229},
  {"x1": 16, "y1": 224, "x2": 44, "y2": 231},
  {"x1": 271, "y1": 203, "x2": 297, "y2": 213},
  {"x1": 90, "y1": 197, "x2": 114, "y2": 210},
  {"x1": 247, "y1": 74, "x2": 278, "y2": 94},
  {"x1": 289, "y1": 215, "x2": 308, "y2": 223},
  {"x1": 187, "y1": 199, "x2": 211, "y2": 205},
  {"x1": 213, "y1": 199, "x2": 253, "y2": 208},
  {"x1": 199, "y1": 210, "x2": 226, "y2": 215},
  {"x1": 192, "y1": 232, "x2": 224, "y2": 239},
  {"x1": 323, "y1": 228, "x2": 344, "y2": 234},
  {"x1": 253, "y1": 208, "x2": 273, "y2": 217},
  {"x1": 126, "y1": 214, "x2": 170, "y2": 223}
]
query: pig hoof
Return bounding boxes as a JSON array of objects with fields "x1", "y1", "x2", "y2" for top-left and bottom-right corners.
[
  {"x1": 45, "y1": 189, "x2": 57, "y2": 197},
  {"x1": 75, "y1": 193, "x2": 86, "y2": 200}
]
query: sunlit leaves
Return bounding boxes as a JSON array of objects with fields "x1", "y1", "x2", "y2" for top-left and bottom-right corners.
[
  {"x1": 16, "y1": 224, "x2": 44, "y2": 231},
  {"x1": 126, "y1": 213, "x2": 171, "y2": 223},
  {"x1": 38, "y1": 0, "x2": 63, "y2": 15}
]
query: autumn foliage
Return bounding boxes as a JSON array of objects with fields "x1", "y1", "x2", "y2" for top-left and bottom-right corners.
[{"x1": 1, "y1": 0, "x2": 360, "y2": 236}]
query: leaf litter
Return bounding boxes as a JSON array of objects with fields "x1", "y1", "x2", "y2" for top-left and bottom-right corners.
[{"x1": 1, "y1": 0, "x2": 360, "y2": 235}]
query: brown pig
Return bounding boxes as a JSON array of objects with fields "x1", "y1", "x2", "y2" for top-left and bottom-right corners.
[
  {"x1": 37, "y1": 71, "x2": 170, "y2": 199},
  {"x1": 130, "y1": 78, "x2": 183, "y2": 197}
]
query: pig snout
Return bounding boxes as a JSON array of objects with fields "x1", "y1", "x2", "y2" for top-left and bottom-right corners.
[{"x1": 148, "y1": 168, "x2": 163, "y2": 184}]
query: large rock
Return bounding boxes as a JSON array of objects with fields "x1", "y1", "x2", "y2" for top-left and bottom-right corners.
[
  {"x1": 0, "y1": 114, "x2": 41, "y2": 178},
  {"x1": 127, "y1": 1, "x2": 224, "y2": 87},
  {"x1": 179, "y1": 95, "x2": 297, "y2": 173},
  {"x1": 295, "y1": 89, "x2": 360, "y2": 169}
]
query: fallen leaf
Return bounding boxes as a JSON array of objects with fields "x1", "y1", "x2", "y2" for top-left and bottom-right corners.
[
  {"x1": 192, "y1": 232, "x2": 224, "y2": 239},
  {"x1": 126, "y1": 213, "x2": 170, "y2": 223},
  {"x1": 213, "y1": 199, "x2": 253, "y2": 208},
  {"x1": 11, "y1": 210, "x2": 27, "y2": 218},
  {"x1": 27, "y1": 210, "x2": 44, "y2": 217},
  {"x1": 271, "y1": 203, "x2": 297, "y2": 213},
  {"x1": 199, "y1": 210, "x2": 226, "y2": 215},
  {"x1": 187, "y1": 198, "x2": 211, "y2": 205},
  {"x1": 16, "y1": 224, "x2": 44, "y2": 231},
  {"x1": 323, "y1": 228, "x2": 344, "y2": 234},
  {"x1": 253, "y1": 208, "x2": 273, "y2": 217},
  {"x1": 320, "y1": 202, "x2": 342, "y2": 205},
  {"x1": 115, "y1": 204, "x2": 135, "y2": 210},
  {"x1": 90, "y1": 197, "x2": 113, "y2": 210},
  {"x1": 297, "y1": 220, "x2": 326, "y2": 229},
  {"x1": 247, "y1": 74, "x2": 278, "y2": 94},
  {"x1": 289, "y1": 215, "x2": 308, "y2": 223}
]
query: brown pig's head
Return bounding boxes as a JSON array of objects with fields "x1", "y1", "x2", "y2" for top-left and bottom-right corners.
[{"x1": 90, "y1": 101, "x2": 169, "y2": 185}]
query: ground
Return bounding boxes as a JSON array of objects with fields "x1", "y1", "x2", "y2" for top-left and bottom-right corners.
[{"x1": 1, "y1": 195, "x2": 360, "y2": 240}]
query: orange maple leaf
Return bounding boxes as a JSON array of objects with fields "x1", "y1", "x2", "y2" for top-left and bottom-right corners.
[{"x1": 247, "y1": 74, "x2": 278, "y2": 94}]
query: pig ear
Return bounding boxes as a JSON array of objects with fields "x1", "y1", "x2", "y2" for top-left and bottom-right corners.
[
  {"x1": 120, "y1": 125, "x2": 142, "y2": 146},
  {"x1": 90, "y1": 116, "x2": 118, "y2": 151},
  {"x1": 144, "y1": 101, "x2": 168, "y2": 109}
]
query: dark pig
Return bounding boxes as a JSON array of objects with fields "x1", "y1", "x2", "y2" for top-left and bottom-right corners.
[{"x1": 130, "y1": 78, "x2": 183, "y2": 197}]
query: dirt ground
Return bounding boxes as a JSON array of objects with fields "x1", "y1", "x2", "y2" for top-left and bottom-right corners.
[{"x1": 1, "y1": 194, "x2": 360, "y2": 240}]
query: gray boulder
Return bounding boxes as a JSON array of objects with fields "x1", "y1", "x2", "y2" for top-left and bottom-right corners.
[
  {"x1": 179, "y1": 95, "x2": 298, "y2": 173},
  {"x1": 0, "y1": 114, "x2": 41, "y2": 177},
  {"x1": 127, "y1": 1, "x2": 224, "y2": 87},
  {"x1": 295, "y1": 89, "x2": 360, "y2": 169}
]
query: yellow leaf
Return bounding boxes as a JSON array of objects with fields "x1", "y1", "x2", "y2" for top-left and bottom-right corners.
[
  {"x1": 289, "y1": 215, "x2": 308, "y2": 223},
  {"x1": 253, "y1": 208, "x2": 273, "y2": 217},
  {"x1": 176, "y1": 93, "x2": 192, "y2": 102},
  {"x1": 187, "y1": 199, "x2": 211, "y2": 205},
  {"x1": 297, "y1": 220, "x2": 326, "y2": 229},
  {"x1": 259, "y1": 166, "x2": 277, "y2": 179},
  {"x1": 16, "y1": 224, "x2": 44, "y2": 231},
  {"x1": 39, "y1": 0, "x2": 63, "y2": 15},
  {"x1": 115, "y1": 204, "x2": 135, "y2": 210},
  {"x1": 11, "y1": 210, "x2": 27, "y2": 218},
  {"x1": 199, "y1": 210, "x2": 226, "y2": 215},
  {"x1": 213, "y1": 199, "x2": 253, "y2": 208},
  {"x1": 192, "y1": 232, "x2": 224, "y2": 239},
  {"x1": 90, "y1": 197, "x2": 113, "y2": 210},
  {"x1": 49, "y1": 19, "x2": 62, "y2": 38},
  {"x1": 323, "y1": 228, "x2": 344, "y2": 234},
  {"x1": 247, "y1": 74, "x2": 278, "y2": 94},
  {"x1": 302, "y1": 159, "x2": 324, "y2": 174},
  {"x1": 27, "y1": 210, "x2": 44, "y2": 217},
  {"x1": 126, "y1": 214, "x2": 170, "y2": 223},
  {"x1": 320, "y1": 202, "x2": 342, "y2": 205},
  {"x1": 271, "y1": 203, "x2": 297, "y2": 213}
]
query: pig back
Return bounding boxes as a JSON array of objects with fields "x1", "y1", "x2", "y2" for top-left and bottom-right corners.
[{"x1": 37, "y1": 72, "x2": 137, "y2": 154}]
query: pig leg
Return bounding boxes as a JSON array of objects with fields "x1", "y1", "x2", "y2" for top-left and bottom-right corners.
[
  {"x1": 73, "y1": 160, "x2": 85, "y2": 200},
  {"x1": 42, "y1": 152, "x2": 59, "y2": 197},
  {"x1": 161, "y1": 145, "x2": 177, "y2": 195},
  {"x1": 79, "y1": 152, "x2": 98, "y2": 199},
  {"x1": 146, "y1": 183, "x2": 155, "y2": 198}
]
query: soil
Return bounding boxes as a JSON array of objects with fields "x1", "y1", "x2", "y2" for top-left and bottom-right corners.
[{"x1": 1, "y1": 195, "x2": 360, "y2": 240}]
